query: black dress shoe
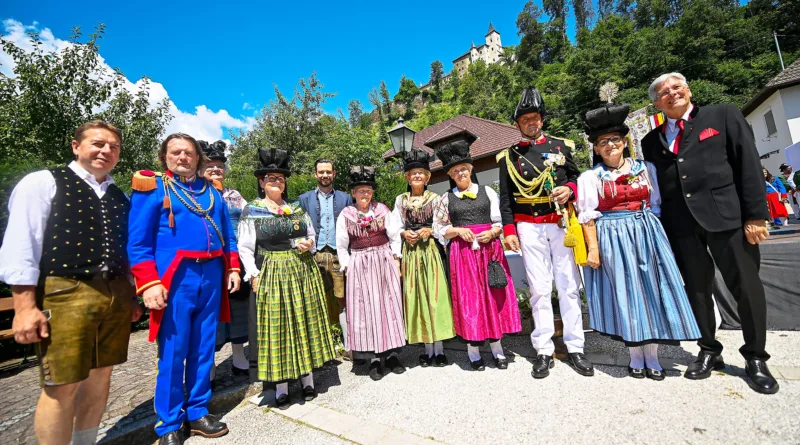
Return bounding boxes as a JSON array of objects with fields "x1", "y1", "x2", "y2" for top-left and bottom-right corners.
[
  {"x1": 386, "y1": 356, "x2": 406, "y2": 374},
  {"x1": 188, "y1": 414, "x2": 229, "y2": 438},
  {"x1": 434, "y1": 354, "x2": 448, "y2": 367},
  {"x1": 645, "y1": 368, "x2": 665, "y2": 381},
  {"x1": 419, "y1": 354, "x2": 433, "y2": 367},
  {"x1": 303, "y1": 385, "x2": 317, "y2": 401},
  {"x1": 158, "y1": 431, "x2": 183, "y2": 445},
  {"x1": 567, "y1": 353, "x2": 594, "y2": 377},
  {"x1": 628, "y1": 367, "x2": 645, "y2": 379},
  {"x1": 369, "y1": 361, "x2": 384, "y2": 381},
  {"x1": 470, "y1": 358, "x2": 486, "y2": 371},
  {"x1": 532, "y1": 354, "x2": 554, "y2": 379},
  {"x1": 745, "y1": 359, "x2": 780, "y2": 395},
  {"x1": 493, "y1": 357, "x2": 508, "y2": 369},
  {"x1": 275, "y1": 393, "x2": 291, "y2": 409},
  {"x1": 684, "y1": 352, "x2": 725, "y2": 380},
  {"x1": 231, "y1": 366, "x2": 249, "y2": 376}
]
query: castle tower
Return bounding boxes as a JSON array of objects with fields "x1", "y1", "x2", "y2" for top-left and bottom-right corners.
[{"x1": 485, "y1": 22, "x2": 501, "y2": 49}]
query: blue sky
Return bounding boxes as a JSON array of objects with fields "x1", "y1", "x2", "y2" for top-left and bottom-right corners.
[{"x1": 1, "y1": 0, "x2": 554, "y2": 139}]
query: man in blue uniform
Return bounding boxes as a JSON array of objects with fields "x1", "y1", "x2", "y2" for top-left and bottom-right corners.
[{"x1": 128, "y1": 133, "x2": 241, "y2": 445}]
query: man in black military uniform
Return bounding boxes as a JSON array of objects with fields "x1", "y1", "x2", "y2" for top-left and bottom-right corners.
[
  {"x1": 641, "y1": 72, "x2": 777, "y2": 394},
  {"x1": 497, "y1": 87, "x2": 594, "y2": 380}
]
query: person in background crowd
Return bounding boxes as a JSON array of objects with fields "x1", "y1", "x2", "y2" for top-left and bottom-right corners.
[
  {"x1": 298, "y1": 159, "x2": 354, "y2": 360},
  {"x1": 497, "y1": 87, "x2": 594, "y2": 379},
  {"x1": 336, "y1": 166, "x2": 406, "y2": 380},
  {"x1": 764, "y1": 168, "x2": 789, "y2": 227},
  {"x1": 778, "y1": 163, "x2": 799, "y2": 219},
  {"x1": 238, "y1": 148, "x2": 335, "y2": 409},
  {"x1": 579, "y1": 104, "x2": 700, "y2": 381},
  {"x1": 433, "y1": 135, "x2": 520, "y2": 371},
  {"x1": 0, "y1": 120, "x2": 140, "y2": 445},
  {"x1": 198, "y1": 141, "x2": 250, "y2": 384},
  {"x1": 642, "y1": 72, "x2": 777, "y2": 395},
  {"x1": 390, "y1": 149, "x2": 455, "y2": 367},
  {"x1": 128, "y1": 133, "x2": 241, "y2": 444}
]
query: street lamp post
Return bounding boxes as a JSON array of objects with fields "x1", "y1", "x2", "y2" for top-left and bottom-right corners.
[{"x1": 387, "y1": 117, "x2": 416, "y2": 156}]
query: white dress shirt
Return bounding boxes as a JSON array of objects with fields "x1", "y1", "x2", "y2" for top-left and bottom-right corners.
[
  {"x1": 665, "y1": 104, "x2": 694, "y2": 152},
  {"x1": 576, "y1": 159, "x2": 662, "y2": 224},
  {"x1": 0, "y1": 161, "x2": 116, "y2": 286}
]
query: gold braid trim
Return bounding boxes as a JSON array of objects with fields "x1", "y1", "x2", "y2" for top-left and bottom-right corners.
[
  {"x1": 163, "y1": 175, "x2": 226, "y2": 246},
  {"x1": 502, "y1": 147, "x2": 555, "y2": 200}
]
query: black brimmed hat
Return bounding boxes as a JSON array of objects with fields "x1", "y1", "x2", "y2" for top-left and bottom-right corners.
[
  {"x1": 403, "y1": 149, "x2": 432, "y2": 172},
  {"x1": 254, "y1": 148, "x2": 291, "y2": 177},
  {"x1": 434, "y1": 134, "x2": 475, "y2": 173},
  {"x1": 203, "y1": 140, "x2": 227, "y2": 162},
  {"x1": 584, "y1": 104, "x2": 630, "y2": 143},
  {"x1": 348, "y1": 166, "x2": 377, "y2": 190},
  {"x1": 513, "y1": 87, "x2": 546, "y2": 122}
]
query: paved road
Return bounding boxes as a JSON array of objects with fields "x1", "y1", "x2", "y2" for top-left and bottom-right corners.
[{"x1": 193, "y1": 330, "x2": 800, "y2": 445}]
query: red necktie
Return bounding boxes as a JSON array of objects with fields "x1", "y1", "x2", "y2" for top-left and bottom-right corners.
[{"x1": 672, "y1": 119, "x2": 684, "y2": 155}]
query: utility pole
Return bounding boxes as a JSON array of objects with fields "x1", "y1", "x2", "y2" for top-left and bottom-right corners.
[{"x1": 774, "y1": 31, "x2": 785, "y2": 71}]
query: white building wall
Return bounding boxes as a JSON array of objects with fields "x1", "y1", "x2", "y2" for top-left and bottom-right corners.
[
  {"x1": 779, "y1": 85, "x2": 800, "y2": 144},
  {"x1": 745, "y1": 90, "x2": 792, "y2": 174}
]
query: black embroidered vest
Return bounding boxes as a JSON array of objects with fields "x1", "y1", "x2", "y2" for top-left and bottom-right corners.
[
  {"x1": 447, "y1": 186, "x2": 493, "y2": 227},
  {"x1": 38, "y1": 167, "x2": 130, "y2": 279}
]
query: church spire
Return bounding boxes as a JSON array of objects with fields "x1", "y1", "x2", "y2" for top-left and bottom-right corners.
[{"x1": 486, "y1": 21, "x2": 497, "y2": 35}]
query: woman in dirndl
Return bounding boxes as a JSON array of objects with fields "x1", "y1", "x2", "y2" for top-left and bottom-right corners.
[
  {"x1": 390, "y1": 149, "x2": 455, "y2": 367},
  {"x1": 578, "y1": 104, "x2": 700, "y2": 380},
  {"x1": 199, "y1": 141, "x2": 251, "y2": 382},
  {"x1": 764, "y1": 168, "x2": 789, "y2": 226},
  {"x1": 432, "y1": 135, "x2": 520, "y2": 371},
  {"x1": 238, "y1": 148, "x2": 335, "y2": 408},
  {"x1": 336, "y1": 166, "x2": 406, "y2": 381}
]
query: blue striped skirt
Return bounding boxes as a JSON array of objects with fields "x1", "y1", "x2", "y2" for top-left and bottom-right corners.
[{"x1": 584, "y1": 209, "x2": 700, "y2": 345}]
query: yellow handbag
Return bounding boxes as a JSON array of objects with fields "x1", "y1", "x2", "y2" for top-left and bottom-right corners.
[{"x1": 562, "y1": 203, "x2": 588, "y2": 266}]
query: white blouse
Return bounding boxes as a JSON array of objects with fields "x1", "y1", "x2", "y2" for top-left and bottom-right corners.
[
  {"x1": 389, "y1": 193, "x2": 446, "y2": 255},
  {"x1": 432, "y1": 183, "x2": 502, "y2": 246},
  {"x1": 237, "y1": 204, "x2": 317, "y2": 281},
  {"x1": 335, "y1": 205, "x2": 402, "y2": 272},
  {"x1": 576, "y1": 159, "x2": 662, "y2": 224}
]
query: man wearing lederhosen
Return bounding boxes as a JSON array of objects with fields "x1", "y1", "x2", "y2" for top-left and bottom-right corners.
[{"x1": 497, "y1": 88, "x2": 594, "y2": 379}]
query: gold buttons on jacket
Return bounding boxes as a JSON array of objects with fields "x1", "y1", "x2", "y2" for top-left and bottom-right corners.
[{"x1": 678, "y1": 158, "x2": 684, "y2": 163}]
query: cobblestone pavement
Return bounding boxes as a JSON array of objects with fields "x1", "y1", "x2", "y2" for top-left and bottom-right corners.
[
  {"x1": 0, "y1": 330, "x2": 249, "y2": 445},
  {"x1": 2, "y1": 329, "x2": 799, "y2": 444}
]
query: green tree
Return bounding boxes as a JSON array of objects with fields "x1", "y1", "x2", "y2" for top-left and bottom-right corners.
[
  {"x1": 516, "y1": 1, "x2": 546, "y2": 71},
  {"x1": 379, "y1": 80, "x2": 392, "y2": 118},
  {"x1": 429, "y1": 60, "x2": 444, "y2": 102},
  {"x1": 347, "y1": 99, "x2": 364, "y2": 128}
]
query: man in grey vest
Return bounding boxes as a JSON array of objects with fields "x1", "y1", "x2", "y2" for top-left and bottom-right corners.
[{"x1": 298, "y1": 159, "x2": 353, "y2": 357}]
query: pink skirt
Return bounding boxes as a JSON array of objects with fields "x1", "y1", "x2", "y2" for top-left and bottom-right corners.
[
  {"x1": 346, "y1": 244, "x2": 406, "y2": 353},
  {"x1": 448, "y1": 224, "x2": 521, "y2": 341}
]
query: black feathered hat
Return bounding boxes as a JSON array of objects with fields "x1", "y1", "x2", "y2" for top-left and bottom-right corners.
[
  {"x1": 584, "y1": 104, "x2": 630, "y2": 143},
  {"x1": 197, "y1": 140, "x2": 209, "y2": 156},
  {"x1": 403, "y1": 149, "x2": 432, "y2": 172},
  {"x1": 348, "y1": 166, "x2": 378, "y2": 190},
  {"x1": 513, "y1": 87, "x2": 546, "y2": 122},
  {"x1": 202, "y1": 140, "x2": 227, "y2": 162},
  {"x1": 254, "y1": 148, "x2": 291, "y2": 177},
  {"x1": 433, "y1": 134, "x2": 475, "y2": 173}
]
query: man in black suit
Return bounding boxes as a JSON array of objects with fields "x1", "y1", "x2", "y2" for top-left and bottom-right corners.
[{"x1": 641, "y1": 72, "x2": 778, "y2": 394}]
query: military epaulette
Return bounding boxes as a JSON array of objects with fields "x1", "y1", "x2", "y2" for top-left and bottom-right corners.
[
  {"x1": 496, "y1": 149, "x2": 509, "y2": 163},
  {"x1": 131, "y1": 170, "x2": 162, "y2": 192},
  {"x1": 212, "y1": 179, "x2": 224, "y2": 192},
  {"x1": 548, "y1": 135, "x2": 576, "y2": 151}
]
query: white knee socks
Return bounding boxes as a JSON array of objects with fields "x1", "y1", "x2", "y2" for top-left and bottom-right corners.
[
  {"x1": 71, "y1": 427, "x2": 98, "y2": 445},
  {"x1": 300, "y1": 372, "x2": 314, "y2": 388},
  {"x1": 643, "y1": 343, "x2": 662, "y2": 371},
  {"x1": 232, "y1": 343, "x2": 248, "y2": 369},
  {"x1": 433, "y1": 341, "x2": 444, "y2": 356},
  {"x1": 467, "y1": 344, "x2": 481, "y2": 362},
  {"x1": 489, "y1": 340, "x2": 505, "y2": 360},
  {"x1": 629, "y1": 346, "x2": 644, "y2": 369},
  {"x1": 276, "y1": 382, "x2": 289, "y2": 399},
  {"x1": 339, "y1": 308, "x2": 348, "y2": 350}
]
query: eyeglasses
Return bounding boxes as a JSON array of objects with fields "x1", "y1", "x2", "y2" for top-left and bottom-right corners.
[
  {"x1": 595, "y1": 136, "x2": 624, "y2": 148},
  {"x1": 656, "y1": 84, "x2": 685, "y2": 100},
  {"x1": 259, "y1": 175, "x2": 286, "y2": 183},
  {"x1": 205, "y1": 166, "x2": 224, "y2": 172},
  {"x1": 354, "y1": 189, "x2": 374, "y2": 196}
]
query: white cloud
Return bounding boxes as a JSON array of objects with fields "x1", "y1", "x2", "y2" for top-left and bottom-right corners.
[
  {"x1": 242, "y1": 102, "x2": 253, "y2": 110},
  {"x1": 1, "y1": 19, "x2": 253, "y2": 143}
]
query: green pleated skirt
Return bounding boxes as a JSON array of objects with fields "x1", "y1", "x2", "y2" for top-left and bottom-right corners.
[
  {"x1": 401, "y1": 238, "x2": 456, "y2": 344},
  {"x1": 255, "y1": 249, "x2": 336, "y2": 382}
]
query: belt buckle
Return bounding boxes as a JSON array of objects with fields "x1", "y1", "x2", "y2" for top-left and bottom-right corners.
[{"x1": 195, "y1": 257, "x2": 211, "y2": 263}]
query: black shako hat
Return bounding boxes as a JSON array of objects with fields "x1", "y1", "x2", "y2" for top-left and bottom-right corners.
[
  {"x1": 202, "y1": 140, "x2": 227, "y2": 163},
  {"x1": 584, "y1": 104, "x2": 630, "y2": 143},
  {"x1": 348, "y1": 166, "x2": 378, "y2": 190},
  {"x1": 434, "y1": 134, "x2": 475, "y2": 173},
  {"x1": 403, "y1": 149, "x2": 432, "y2": 172},
  {"x1": 513, "y1": 87, "x2": 546, "y2": 122},
  {"x1": 254, "y1": 148, "x2": 291, "y2": 177}
]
